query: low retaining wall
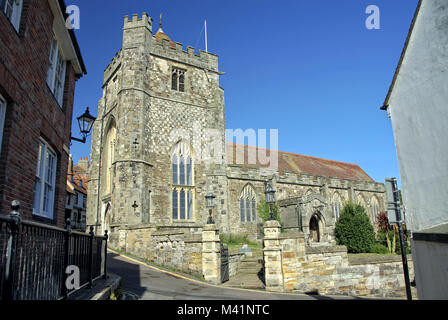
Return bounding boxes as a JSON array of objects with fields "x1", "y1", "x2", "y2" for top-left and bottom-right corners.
[
  {"x1": 109, "y1": 223, "x2": 225, "y2": 284},
  {"x1": 264, "y1": 220, "x2": 414, "y2": 297},
  {"x1": 110, "y1": 225, "x2": 203, "y2": 277},
  {"x1": 229, "y1": 253, "x2": 245, "y2": 278}
]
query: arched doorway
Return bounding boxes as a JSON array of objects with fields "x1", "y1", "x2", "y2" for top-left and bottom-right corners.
[{"x1": 309, "y1": 215, "x2": 320, "y2": 243}]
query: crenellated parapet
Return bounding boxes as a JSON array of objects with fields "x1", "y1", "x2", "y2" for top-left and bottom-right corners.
[
  {"x1": 123, "y1": 13, "x2": 153, "y2": 32},
  {"x1": 103, "y1": 12, "x2": 220, "y2": 84},
  {"x1": 150, "y1": 36, "x2": 219, "y2": 73},
  {"x1": 104, "y1": 50, "x2": 122, "y2": 84}
]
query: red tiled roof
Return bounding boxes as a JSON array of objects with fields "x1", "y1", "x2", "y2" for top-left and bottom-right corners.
[{"x1": 226, "y1": 143, "x2": 374, "y2": 182}]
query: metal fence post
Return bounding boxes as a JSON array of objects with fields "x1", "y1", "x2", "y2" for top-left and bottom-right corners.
[
  {"x1": 103, "y1": 230, "x2": 108, "y2": 279},
  {"x1": 88, "y1": 226, "x2": 94, "y2": 289},
  {"x1": 62, "y1": 218, "x2": 72, "y2": 299},
  {"x1": 3, "y1": 200, "x2": 21, "y2": 300}
]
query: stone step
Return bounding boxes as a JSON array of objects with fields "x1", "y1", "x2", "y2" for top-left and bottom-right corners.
[
  {"x1": 222, "y1": 257, "x2": 265, "y2": 290},
  {"x1": 223, "y1": 277, "x2": 265, "y2": 289},
  {"x1": 237, "y1": 270, "x2": 263, "y2": 276},
  {"x1": 239, "y1": 262, "x2": 262, "y2": 270},
  {"x1": 242, "y1": 258, "x2": 263, "y2": 263}
]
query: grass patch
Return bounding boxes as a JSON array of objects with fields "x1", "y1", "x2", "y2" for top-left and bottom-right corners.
[
  {"x1": 220, "y1": 234, "x2": 262, "y2": 256},
  {"x1": 220, "y1": 234, "x2": 258, "y2": 246},
  {"x1": 110, "y1": 279, "x2": 123, "y2": 300}
]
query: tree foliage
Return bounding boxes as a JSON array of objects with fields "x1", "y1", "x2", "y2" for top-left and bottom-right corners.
[
  {"x1": 376, "y1": 211, "x2": 395, "y2": 253},
  {"x1": 335, "y1": 201, "x2": 376, "y2": 253}
]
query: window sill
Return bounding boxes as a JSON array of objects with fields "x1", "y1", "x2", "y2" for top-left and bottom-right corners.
[
  {"x1": 45, "y1": 84, "x2": 64, "y2": 110},
  {"x1": 32, "y1": 213, "x2": 56, "y2": 225},
  {"x1": 1, "y1": 13, "x2": 22, "y2": 40},
  {"x1": 171, "y1": 220, "x2": 196, "y2": 224}
]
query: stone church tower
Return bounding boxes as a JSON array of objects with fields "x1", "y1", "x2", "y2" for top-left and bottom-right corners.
[
  {"x1": 86, "y1": 13, "x2": 229, "y2": 235},
  {"x1": 87, "y1": 13, "x2": 387, "y2": 246}
]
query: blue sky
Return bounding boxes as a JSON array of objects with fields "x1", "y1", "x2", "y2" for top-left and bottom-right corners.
[{"x1": 68, "y1": 0, "x2": 420, "y2": 185}]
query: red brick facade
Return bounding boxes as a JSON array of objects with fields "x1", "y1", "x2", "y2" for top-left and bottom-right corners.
[{"x1": 0, "y1": 0, "x2": 85, "y2": 227}]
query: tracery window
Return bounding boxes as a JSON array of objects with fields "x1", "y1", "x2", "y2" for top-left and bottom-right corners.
[
  {"x1": 172, "y1": 142, "x2": 194, "y2": 220},
  {"x1": 370, "y1": 196, "x2": 380, "y2": 223},
  {"x1": 103, "y1": 120, "x2": 116, "y2": 195},
  {"x1": 332, "y1": 192, "x2": 343, "y2": 220},
  {"x1": 240, "y1": 184, "x2": 257, "y2": 223}
]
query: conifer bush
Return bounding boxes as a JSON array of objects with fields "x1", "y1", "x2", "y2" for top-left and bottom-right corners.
[{"x1": 335, "y1": 201, "x2": 376, "y2": 253}]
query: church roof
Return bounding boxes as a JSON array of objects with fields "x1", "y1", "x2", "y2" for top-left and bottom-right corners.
[
  {"x1": 155, "y1": 14, "x2": 175, "y2": 47},
  {"x1": 226, "y1": 143, "x2": 374, "y2": 182},
  {"x1": 155, "y1": 27, "x2": 174, "y2": 43}
]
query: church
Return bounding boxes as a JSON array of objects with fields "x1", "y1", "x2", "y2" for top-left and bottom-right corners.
[{"x1": 86, "y1": 13, "x2": 386, "y2": 246}]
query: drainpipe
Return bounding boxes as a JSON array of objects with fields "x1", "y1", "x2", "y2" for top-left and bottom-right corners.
[{"x1": 95, "y1": 83, "x2": 109, "y2": 234}]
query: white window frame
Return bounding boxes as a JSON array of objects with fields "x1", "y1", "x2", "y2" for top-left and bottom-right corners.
[
  {"x1": 0, "y1": 94, "x2": 6, "y2": 153},
  {"x1": 46, "y1": 36, "x2": 67, "y2": 107},
  {"x1": 3, "y1": 0, "x2": 23, "y2": 32},
  {"x1": 33, "y1": 138, "x2": 57, "y2": 219}
]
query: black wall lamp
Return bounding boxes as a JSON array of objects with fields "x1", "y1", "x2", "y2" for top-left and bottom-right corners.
[{"x1": 71, "y1": 107, "x2": 96, "y2": 143}]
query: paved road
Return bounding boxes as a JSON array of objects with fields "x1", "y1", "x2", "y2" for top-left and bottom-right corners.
[{"x1": 107, "y1": 252, "x2": 358, "y2": 300}]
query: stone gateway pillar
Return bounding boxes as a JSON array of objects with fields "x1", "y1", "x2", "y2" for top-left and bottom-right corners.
[
  {"x1": 263, "y1": 220, "x2": 284, "y2": 292},
  {"x1": 202, "y1": 224, "x2": 222, "y2": 284}
]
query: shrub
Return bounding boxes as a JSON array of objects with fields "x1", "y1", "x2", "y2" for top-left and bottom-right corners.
[
  {"x1": 335, "y1": 201, "x2": 376, "y2": 253},
  {"x1": 370, "y1": 242, "x2": 390, "y2": 254},
  {"x1": 257, "y1": 197, "x2": 282, "y2": 224},
  {"x1": 376, "y1": 211, "x2": 395, "y2": 253}
]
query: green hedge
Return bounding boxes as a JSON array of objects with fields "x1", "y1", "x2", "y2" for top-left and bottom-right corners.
[
  {"x1": 335, "y1": 201, "x2": 376, "y2": 253},
  {"x1": 370, "y1": 243, "x2": 390, "y2": 254}
]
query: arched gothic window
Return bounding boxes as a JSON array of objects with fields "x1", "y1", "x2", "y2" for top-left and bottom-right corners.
[
  {"x1": 103, "y1": 120, "x2": 116, "y2": 195},
  {"x1": 172, "y1": 142, "x2": 194, "y2": 220},
  {"x1": 370, "y1": 196, "x2": 380, "y2": 223},
  {"x1": 171, "y1": 67, "x2": 185, "y2": 92},
  {"x1": 240, "y1": 184, "x2": 257, "y2": 223},
  {"x1": 332, "y1": 192, "x2": 343, "y2": 220},
  {"x1": 356, "y1": 194, "x2": 368, "y2": 215}
]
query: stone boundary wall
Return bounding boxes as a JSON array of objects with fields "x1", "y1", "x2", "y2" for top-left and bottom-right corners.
[
  {"x1": 110, "y1": 225, "x2": 203, "y2": 277},
  {"x1": 109, "y1": 223, "x2": 226, "y2": 284},
  {"x1": 264, "y1": 221, "x2": 414, "y2": 297},
  {"x1": 229, "y1": 253, "x2": 245, "y2": 278}
]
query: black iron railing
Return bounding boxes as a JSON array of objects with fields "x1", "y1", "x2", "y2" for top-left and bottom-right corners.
[{"x1": 0, "y1": 201, "x2": 108, "y2": 300}]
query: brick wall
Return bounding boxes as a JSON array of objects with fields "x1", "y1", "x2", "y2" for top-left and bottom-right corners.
[{"x1": 0, "y1": 0, "x2": 79, "y2": 227}]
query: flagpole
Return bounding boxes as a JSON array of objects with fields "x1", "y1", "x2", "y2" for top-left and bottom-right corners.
[{"x1": 205, "y1": 19, "x2": 208, "y2": 53}]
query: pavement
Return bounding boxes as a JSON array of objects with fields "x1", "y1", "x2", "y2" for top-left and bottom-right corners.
[
  {"x1": 107, "y1": 251, "x2": 366, "y2": 300},
  {"x1": 68, "y1": 272, "x2": 121, "y2": 300}
]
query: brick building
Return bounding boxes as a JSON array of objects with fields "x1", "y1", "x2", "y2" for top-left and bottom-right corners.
[
  {"x1": 72, "y1": 156, "x2": 89, "y2": 190},
  {"x1": 87, "y1": 13, "x2": 387, "y2": 246},
  {"x1": 0, "y1": 0, "x2": 86, "y2": 227},
  {"x1": 66, "y1": 154, "x2": 87, "y2": 231}
]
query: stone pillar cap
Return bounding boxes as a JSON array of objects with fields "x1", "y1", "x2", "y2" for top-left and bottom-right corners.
[
  {"x1": 203, "y1": 224, "x2": 219, "y2": 231},
  {"x1": 264, "y1": 220, "x2": 281, "y2": 228}
]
